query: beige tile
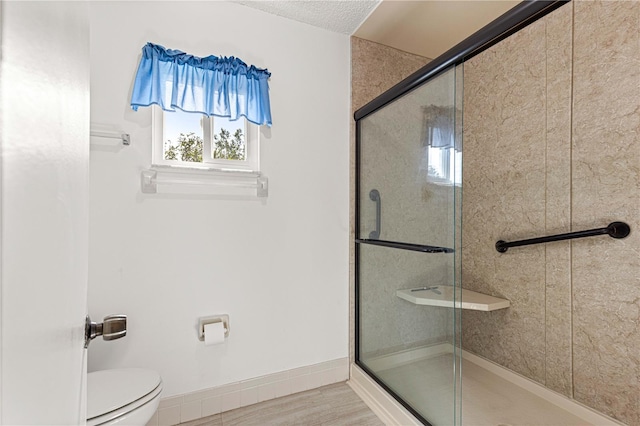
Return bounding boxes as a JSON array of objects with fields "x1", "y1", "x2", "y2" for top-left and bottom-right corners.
[
  {"x1": 273, "y1": 379, "x2": 291, "y2": 399},
  {"x1": 543, "y1": 1, "x2": 573, "y2": 397},
  {"x1": 182, "y1": 390, "x2": 210, "y2": 404},
  {"x1": 180, "y1": 400, "x2": 202, "y2": 423},
  {"x1": 330, "y1": 357, "x2": 350, "y2": 370},
  {"x1": 462, "y1": 1, "x2": 640, "y2": 422},
  {"x1": 462, "y1": 3, "x2": 640, "y2": 421},
  {"x1": 571, "y1": 1, "x2": 640, "y2": 423},
  {"x1": 320, "y1": 367, "x2": 345, "y2": 387},
  {"x1": 158, "y1": 406, "x2": 181, "y2": 426},
  {"x1": 216, "y1": 381, "x2": 242, "y2": 394},
  {"x1": 288, "y1": 362, "x2": 327, "y2": 377},
  {"x1": 351, "y1": 37, "x2": 430, "y2": 112},
  {"x1": 159, "y1": 395, "x2": 183, "y2": 409},
  {"x1": 350, "y1": 36, "x2": 431, "y2": 366},
  {"x1": 257, "y1": 382, "x2": 277, "y2": 403},
  {"x1": 304, "y1": 371, "x2": 325, "y2": 390},
  {"x1": 220, "y1": 391, "x2": 241, "y2": 413},
  {"x1": 201, "y1": 396, "x2": 222, "y2": 417},
  {"x1": 289, "y1": 374, "x2": 312, "y2": 395},
  {"x1": 183, "y1": 382, "x2": 246, "y2": 403},
  {"x1": 239, "y1": 370, "x2": 288, "y2": 388},
  {"x1": 239, "y1": 386, "x2": 258, "y2": 407},
  {"x1": 462, "y1": 15, "x2": 548, "y2": 384}
]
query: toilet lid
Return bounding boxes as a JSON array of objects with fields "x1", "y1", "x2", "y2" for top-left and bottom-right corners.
[{"x1": 87, "y1": 368, "x2": 162, "y2": 420}]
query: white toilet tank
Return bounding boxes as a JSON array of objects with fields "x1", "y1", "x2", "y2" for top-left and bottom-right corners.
[{"x1": 87, "y1": 368, "x2": 162, "y2": 426}]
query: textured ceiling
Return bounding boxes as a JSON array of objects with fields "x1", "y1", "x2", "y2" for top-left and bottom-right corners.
[
  {"x1": 234, "y1": 1, "x2": 519, "y2": 60},
  {"x1": 233, "y1": 1, "x2": 381, "y2": 35}
]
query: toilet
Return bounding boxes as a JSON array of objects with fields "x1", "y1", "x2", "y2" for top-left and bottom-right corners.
[{"x1": 87, "y1": 368, "x2": 162, "y2": 426}]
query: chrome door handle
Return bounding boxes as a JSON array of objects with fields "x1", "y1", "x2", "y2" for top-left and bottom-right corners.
[{"x1": 85, "y1": 314, "x2": 127, "y2": 348}]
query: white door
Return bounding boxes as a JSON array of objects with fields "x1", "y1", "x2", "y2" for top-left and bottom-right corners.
[{"x1": 0, "y1": 1, "x2": 90, "y2": 423}]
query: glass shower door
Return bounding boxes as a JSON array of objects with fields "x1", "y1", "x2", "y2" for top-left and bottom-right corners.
[{"x1": 356, "y1": 65, "x2": 463, "y2": 425}]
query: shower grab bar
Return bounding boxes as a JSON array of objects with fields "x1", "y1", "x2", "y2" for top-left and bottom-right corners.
[
  {"x1": 369, "y1": 189, "x2": 381, "y2": 239},
  {"x1": 495, "y1": 221, "x2": 630, "y2": 253},
  {"x1": 356, "y1": 238, "x2": 454, "y2": 253}
]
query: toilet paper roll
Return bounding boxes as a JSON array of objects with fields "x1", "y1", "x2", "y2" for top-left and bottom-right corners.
[{"x1": 204, "y1": 322, "x2": 225, "y2": 345}]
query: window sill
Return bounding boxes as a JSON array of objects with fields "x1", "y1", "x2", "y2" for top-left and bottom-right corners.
[
  {"x1": 426, "y1": 179, "x2": 462, "y2": 188},
  {"x1": 141, "y1": 166, "x2": 268, "y2": 197}
]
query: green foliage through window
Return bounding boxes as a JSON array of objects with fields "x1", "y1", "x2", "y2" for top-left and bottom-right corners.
[
  {"x1": 164, "y1": 132, "x2": 202, "y2": 162},
  {"x1": 164, "y1": 128, "x2": 246, "y2": 162},
  {"x1": 214, "y1": 128, "x2": 245, "y2": 160}
]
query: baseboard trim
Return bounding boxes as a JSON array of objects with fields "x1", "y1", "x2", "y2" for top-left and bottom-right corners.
[{"x1": 147, "y1": 357, "x2": 350, "y2": 426}]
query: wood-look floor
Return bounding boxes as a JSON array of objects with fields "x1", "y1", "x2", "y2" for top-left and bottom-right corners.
[{"x1": 179, "y1": 383, "x2": 384, "y2": 426}]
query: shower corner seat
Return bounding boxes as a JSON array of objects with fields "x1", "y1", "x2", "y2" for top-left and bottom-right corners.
[{"x1": 396, "y1": 286, "x2": 510, "y2": 311}]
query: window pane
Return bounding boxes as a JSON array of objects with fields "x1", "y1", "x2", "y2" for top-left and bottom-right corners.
[
  {"x1": 163, "y1": 111, "x2": 204, "y2": 162},
  {"x1": 427, "y1": 146, "x2": 446, "y2": 180},
  {"x1": 212, "y1": 117, "x2": 246, "y2": 161}
]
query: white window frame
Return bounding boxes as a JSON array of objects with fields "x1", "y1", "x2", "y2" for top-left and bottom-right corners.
[
  {"x1": 426, "y1": 146, "x2": 462, "y2": 186},
  {"x1": 152, "y1": 105, "x2": 260, "y2": 173}
]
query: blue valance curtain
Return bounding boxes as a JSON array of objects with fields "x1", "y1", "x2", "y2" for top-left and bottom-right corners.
[{"x1": 131, "y1": 42, "x2": 272, "y2": 126}]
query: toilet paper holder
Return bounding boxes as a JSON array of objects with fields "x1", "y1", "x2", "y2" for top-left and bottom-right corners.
[{"x1": 198, "y1": 315, "x2": 230, "y2": 341}]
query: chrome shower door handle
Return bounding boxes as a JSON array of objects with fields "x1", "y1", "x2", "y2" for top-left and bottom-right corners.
[
  {"x1": 369, "y1": 189, "x2": 381, "y2": 239},
  {"x1": 84, "y1": 314, "x2": 127, "y2": 348}
]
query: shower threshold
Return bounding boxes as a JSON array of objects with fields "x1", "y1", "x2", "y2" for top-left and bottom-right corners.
[{"x1": 350, "y1": 344, "x2": 622, "y2": 426}]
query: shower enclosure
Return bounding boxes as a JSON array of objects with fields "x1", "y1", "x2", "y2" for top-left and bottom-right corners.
[
  {"x1": 354, "y1": 3, "x2": 569, "y2": 425},
  {"x1": 356, "y1": 65, "x2": 463, "y2": 425}
]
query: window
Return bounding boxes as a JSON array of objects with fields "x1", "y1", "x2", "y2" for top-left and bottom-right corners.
[
  {"x1": 152, "y1": 106, "x2": 260, "y2": 172},
  {"x1": 132, "y1": 43, "x2": 270, "y2": 196},
  {"x1": 421, "y1": 105, "x2": 461, "y2": 185},
  {"x1": 426, "y1": 145, "x2": 462, "y2": 185}
]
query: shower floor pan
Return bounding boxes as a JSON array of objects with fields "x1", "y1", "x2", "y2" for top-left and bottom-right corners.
[
  {"x1": 352, "y1": 345, "x2": 621, "y2": 426},
  {"x1": 396, "y1": 286, "x2": 510, "y2": 311}
]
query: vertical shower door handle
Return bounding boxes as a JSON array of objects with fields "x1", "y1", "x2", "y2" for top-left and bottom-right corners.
[{"x1": 369, "y1": 189, "x2": 381, "y2": 239}]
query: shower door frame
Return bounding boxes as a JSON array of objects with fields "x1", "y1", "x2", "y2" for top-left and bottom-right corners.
[{"x1": 353, "y1": 1, "x2": 569, "y2": 424}]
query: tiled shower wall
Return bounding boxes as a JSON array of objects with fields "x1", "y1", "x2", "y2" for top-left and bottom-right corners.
[
  {"x1": 357, "y1": 70, "x2": 458, "y2": 358},
  {"x1": 462, "y1": 2, "x2": 640, "y2": 424},
  {"x1": 350, "y1": 37, "x2": 430, "y2": 363}
]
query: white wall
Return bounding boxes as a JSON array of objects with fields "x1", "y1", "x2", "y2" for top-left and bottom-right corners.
[{"x1": 88, "y1": 1, "x2": 350, "y2": 398}]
